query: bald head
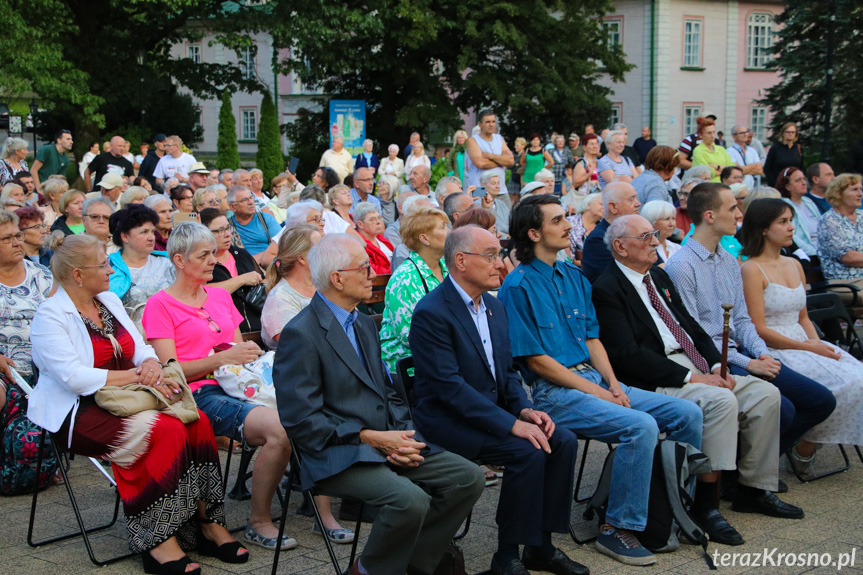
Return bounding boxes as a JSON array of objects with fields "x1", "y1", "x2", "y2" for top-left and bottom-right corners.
[
  {"x1": 602, "y1": 182, "x2": 641, "y2": 220},
  {"x1": 110, "y1": 136, "x2": 125, "y2": 156}
]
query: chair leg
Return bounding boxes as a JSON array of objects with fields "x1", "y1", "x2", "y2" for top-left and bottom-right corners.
[
  {"x1": 573, "y1": 439, "x2": 592, "y2": 504},
  {"x1": 308, "y1": 489, "x2": 344, "y2": 575},
  {"x1": 270, "y1": 464, "x2": 295, "y2": 575},
  {"x1": 28, "y1": 431, "x2": 135, "y2": 566},
  {"x1": 222, "y1": 437, "x2": 234, "y2": 493},
  {"x1": 452, "y1": 511, "x2": 472, "y2": 541},
  {"x1": 788, "y1": 445, "x2": 851, "y2": 483},
  {"x1": 348, "y1": 502, "x2": 364, "y2": 568},
  {"x1": 854, "y1": 445, "x2": 863, "y2": 465},
  {"x1": 228, "y1": 442, "x2": 256, "y2": 501}
]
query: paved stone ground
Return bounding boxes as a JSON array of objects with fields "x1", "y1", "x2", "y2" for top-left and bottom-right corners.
[{"x1": 3, "y1": 441, "x2": 862, "y2": 575}]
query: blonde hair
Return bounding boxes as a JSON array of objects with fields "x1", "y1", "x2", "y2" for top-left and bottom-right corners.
[
  {"x1": 400, "y1": 206, "x2": 449, "y2": 252},
  {"x1": 1, "y1": 183, "x2": 24, "y2": 199},
  {"x1": 327, "y1": 184, "x2": 349, "y2": 210},
  {"x1": 42, "y1": 178, "x2": 69, "y2": 202},
  {"x1": 742, "y1": 186, "x2": 781, "y2": 214},
  {"x1": 377, "y1": 175, "x2": 400, "y2": 201},
  {"x1": 50, "y1": 234, "x2": 104, "y2": 283},
  {"x1": 192, "y1": 186, "x2": 217, "y2": 210},
  {"x1": 265, "y1": 224, "x2": 319, "y2": 292},
  {"x1": 118, "y1": 186, "x2": 150, "y2": 209},
  {"x1": 59, "y1": 188, "x2": 86, "y2": 214},
  {"x1": 825, "y1": 173, "x2": 863, "y2": 208},
  {"x1": 452, "y1": 130, "x2": 468, "y2": 146},
  {"x1": 515, "y1": 137, "x2": 527, "y2": 149}
]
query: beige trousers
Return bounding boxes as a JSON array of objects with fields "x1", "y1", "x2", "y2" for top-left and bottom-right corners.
[{"x1": 655, "y1": 354, "x2": 782, "y2": 491}]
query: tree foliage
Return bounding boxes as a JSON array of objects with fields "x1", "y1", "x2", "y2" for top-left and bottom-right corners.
[
  {"x1": 255, "y1": 91, "x2": 284, "y2": 183},
  {"x1": 759, "y1": 0, "x2": 863, "y2": 167},
  {"x1": 217, "y1": 91, "x2": 240, "y2": 170},
  {"x1": 283, "y1": 104, "x2": 329, "y2": 183}
]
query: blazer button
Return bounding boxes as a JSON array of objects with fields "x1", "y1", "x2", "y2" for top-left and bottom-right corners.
[
  {"x1": 376, "y1": 405, "x2": 383, "y2": 411},
  {"x1": 490, "y1": 387, "x2": 496, "y2": 393}
]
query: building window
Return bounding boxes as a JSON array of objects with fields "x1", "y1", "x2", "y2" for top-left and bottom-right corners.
[
  {"x1": 241, "y1": 108, "x2": 257, "y2": 141},
  {"x1": 195, "y1": 107, "x2": 203, "y2": 130},
  {"x1": 186, "y1": 43, "x2": 201, "y2": 64},
  {"x1": 604, "y1": 18, "x2": 623, "y2": 50},
  {"x1": 751, "y1": 106, "x2": 767, "y2": 141},
  {"x1": 610, "y1": 103, "x2": 622, "y2": 127},
  {"x1": 683, "y1": 18, "x2": 703, "y2": 68},
  {"x1": 240, "y1": 46, "x2": 256, "y2": 80},
  {"x1": 747, "y1": 13, "x2": 774, "y2": 69},
  {"x1": 683, "y1": 104, "x2": 703, "y2": 136}
]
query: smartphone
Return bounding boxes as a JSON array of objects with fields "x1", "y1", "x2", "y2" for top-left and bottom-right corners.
[
  {"x1": 288, "y1": 157, "x2": 300, "y2": 175},
  {"x1": 471, "y1": 186, "x2": 487, "y2": 198},
  {"x1": 213, "y1": 342, "x2": 235, "y2": 353}
]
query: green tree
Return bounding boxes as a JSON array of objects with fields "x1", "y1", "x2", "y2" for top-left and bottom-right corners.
[
  {"x1": 283, "y1": 104, "x2": 329, "y2": 183},
  {"x1": 255, "y1": 91, "x2": 283, "y2": 184},
  {"x1": 217, "y1": 91, "x2": 240, "y2": 170},
  {"x1": 759, "y1": 0, "x2": 863, "y2": 167}
]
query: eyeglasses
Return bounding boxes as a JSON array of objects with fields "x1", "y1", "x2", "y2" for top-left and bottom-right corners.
[
  {"x1": 306, "y1": 216, "x2": 323, "y2": 224},
  {"x1": 77, "y1": 260, "x2": 111, "y2": 270},
  {"x1": 83, "y1": 214, "x2": 110, "y2": 222},
  {"x1": 677, "y1": 192, "x2": 690, "y2": 198},
  {"x1": 210, "y1": 225, "x2": 232, "y2": 236},
  {"x1": 463, "y1": 251, "x2": 501, "y2": 264},
  {"x1": 0, "y1": 232, "x2": 24, "y2": 244},
  {"x1": 205, "y1": 199, "x2": 221, "y2": 206},
  {"x1": 620, "y1": 230, "x2": 661, "y2": 242},
  {"x1": 232, "y1": 196, "x2": 255, "y2": 204},
  {"x1": 20, "y1": 223, "x2": 47, "y2": 231},
  {"x1": 337, "y1": 261, "x2": 372, "y2": 277},
  {"x1": 197, "y1": 307, "x2": 222, "y2": 333},
  {"x1": 732, "y1": 130, "x2": 751, "y2": 136},
  {"x1": 354, "y1": 177, "x2": 374, "y2": 182}
]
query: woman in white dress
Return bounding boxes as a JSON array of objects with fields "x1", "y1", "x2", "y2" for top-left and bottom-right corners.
[{"x1": 740, "y1": 198, "x2": 862, "y2": 478}]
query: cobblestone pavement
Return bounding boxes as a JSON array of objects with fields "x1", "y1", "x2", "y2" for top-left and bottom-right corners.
[{"x1": 3, "y1": 441, "x2": 862, "y2": 575}]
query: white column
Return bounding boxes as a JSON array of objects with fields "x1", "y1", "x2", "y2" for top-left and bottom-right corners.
[{"x1": 724, "y1": 0, "x2": 739, "y2": 133}]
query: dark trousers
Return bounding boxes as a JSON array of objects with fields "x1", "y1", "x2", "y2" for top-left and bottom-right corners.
[
  {"x1": 474, "y1": 427, "x2": 579, "y2": 546},
  {"x1": 730, "y1": 362, "x2": 836, "y2": 453}
]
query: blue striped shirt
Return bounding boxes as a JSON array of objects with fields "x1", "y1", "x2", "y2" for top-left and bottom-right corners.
[{"x1": 664, "y1": 237, "x2": 770, "y2": 368}]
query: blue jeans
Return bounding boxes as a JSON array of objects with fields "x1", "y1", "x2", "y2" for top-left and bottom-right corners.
[{"x1": 532, "y1": 366, "x2": 703, "y2": 531}]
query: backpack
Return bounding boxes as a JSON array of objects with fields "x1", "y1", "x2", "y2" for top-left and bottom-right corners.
[
  {"x1": 0, "y1": 372, "x2": 59, "y2": 495},
  {"x1": 585, "y1": 440, "x2": 716, "y2": 569}
]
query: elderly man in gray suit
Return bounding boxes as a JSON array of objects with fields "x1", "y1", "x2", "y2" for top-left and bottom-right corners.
[{"x1": 274, "y1": 233, "x2": 485, "y2": 575}]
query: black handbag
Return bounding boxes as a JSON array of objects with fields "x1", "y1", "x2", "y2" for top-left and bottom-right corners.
[{"x1": 241, "y1": 283, "x2": 267, "y2": 313}]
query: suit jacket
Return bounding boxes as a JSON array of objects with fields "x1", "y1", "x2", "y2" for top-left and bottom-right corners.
[
  {"x1": 273, "y1": 293, "x2": 438, "y2": 489},
  {"x1": 591, "y1": 263, "x2": 722, "y2": 391},
  {"x1": 409, "y1": 276, "x2": 533, "y2": 461}
]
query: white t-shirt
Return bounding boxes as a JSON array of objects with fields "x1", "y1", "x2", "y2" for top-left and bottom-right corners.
[
  {"x1": 322, "y1": 210, "x2": 352, "y2": 235},
  {"x1": 377, "y1": 238, "x2": 393, "y2": 260},
  {"x1": 153, "y1": 152, "x2": 197, "y2": 181}
]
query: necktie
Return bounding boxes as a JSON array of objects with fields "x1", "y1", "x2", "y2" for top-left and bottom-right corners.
[{"x1": 643, "y1": 274, "x2": 710, "y2": 374}]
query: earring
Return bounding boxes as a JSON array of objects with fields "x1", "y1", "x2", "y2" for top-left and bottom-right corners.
[{"x1": 79, "y1": 282, "x2": 83, "y2": 287}]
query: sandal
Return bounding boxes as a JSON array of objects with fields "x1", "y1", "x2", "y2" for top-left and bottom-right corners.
[
  {"x1": 482, "y1": 467, "x2": 499, "y2": 487},
  {"x1": 142, "y1": 550, "x2": 201, "y2": 575},
  {"x1": 197, "y1": 517, "x2": 249, "y2": 564},
  {"x1": 243, "y1": 524, "x2": 298, "y2": 551},
  {"x1": 313, "y1": 521, "x2": 355, "y2": 544}
]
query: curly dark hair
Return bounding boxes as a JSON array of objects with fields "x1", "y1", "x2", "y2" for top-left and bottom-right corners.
[
  {"x1": 317, "y1": 166, "x2": 340, "y2": 191},
  {"x1": 509, "y1": 194, "x2": 562, "y2": 264},
  {"x1": 110, "y1": 203, "x2": 159, "y2": 247}
]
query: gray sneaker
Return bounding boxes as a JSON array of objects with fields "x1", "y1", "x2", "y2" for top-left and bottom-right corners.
[
  {"x1": 595, "y1": 524, "x2": 656, "y2": 566},
  {"x1": 786, "y1": 448, "x2": 818, "y2": 481}
]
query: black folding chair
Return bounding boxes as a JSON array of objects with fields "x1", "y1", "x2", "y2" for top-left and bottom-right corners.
[{"x1": 272, "y1": 438, "x2": 363, "y2": 575}]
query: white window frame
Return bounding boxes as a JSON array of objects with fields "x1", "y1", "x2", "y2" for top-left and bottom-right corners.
[
  {"x1": 683, "y1": 104, "x2": 703, "y2": 137},
  {"x1": 240, "y1": 46, "x2": 256, "y2": 81},
  {"x1": 747, "y1": 13, "x2": 774, "y2": 69},
  {"x1": 241, "y1": 107, "x2": 257, "y2": 141},
  {"x1": 604, "y1": 17, "x2": 623, "y2": 51},
  {"x1": 186, "y1": 43, "x2": 201, "y2": 64},
  {"x1": 610, "y1": 103, "x2": 623, "y2": 127},
  {"x1": 750, "y1": 106, "x2": 768, "y2": 141},
  {"x1": 683, "y1": 18, "x2": 703, "y2": 68}
]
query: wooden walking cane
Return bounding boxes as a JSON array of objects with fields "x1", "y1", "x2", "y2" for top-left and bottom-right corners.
[{"x1": 720, "y1": 303, "x2": 734, "y2": 379}]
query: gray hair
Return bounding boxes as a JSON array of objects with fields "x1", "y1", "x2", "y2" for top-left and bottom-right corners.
[
  {"x1": 435, "y1": 176, "x2": 461, "y2": 199},
  {"x1": 606, "y1": 130, "x2": 627, "y2": 145},
  {"x1": 685, "y1": 165, "x2": 713, "y2": 181},
  {"x1": 388, "y1": 144, "x2": 399, "y2": 154},
  {"x1": 226, "y1": 185, "x2": 250, "y2": 204},
  {"x1": 402, "y1": 194, "x2": 431, "y2": 215},
  {"x1": 639, "y1": 200, "x2": 676, "y2": 225},
  {"x1": 233, "y1": 168, "x2": 249, "y2": 181},
  {"x1": 82, "y1": 196, "x2": 116, "y2": 216},
  {"x1": 576, "y1": 192, "x2": 602, "y2": 215},
  {"x1": 742, "y1": 186, "x2": 781, "y2": 214},
  {"x1": 396, "y1": 190, "x2": 417, "y2": 210},
  {"x1": 604, "y1": 215, "x2": 638, "y2": 251},
  {"x1": 1, "y1": 183, "x2": 24, "y2": 199},
  {"x1": 679, "y1": 178, "x2": 702, "y2": 194},
  {"x1": 42, "y1": 178, "x2": 69, "y2": 201},
  {"x1": 167, "y1": 221, "x2": 216, "y2": 261},
  {"x1": 443, "y1": 192, "x2": 468, "y2": 222},
  {"x1": 2, "y1": 137, "x2": 28, "y2": 160},
  {"x1": 144, "y1": 194, "x2": 172, "y2": 211},
  {"x1": 309, "y1": 233, "x2": 364, "y2": 291},
  {"x1": 731, "y1": 125, "x2": 746, "y2": 136},
  {"x1": 0, "y1": 198, "x2": 24, "y2": 210},
  {"x1": 479, "y1": 171, "x2": 501, "y2": 186},
  {"x1": 118, "y1": 186, "x2": 150, "y2": 209},
  {"x1": 363, "y1": 139, "x2": 373, "y2": 147},
  {"x1": 300, "y1": 184, "x2": 327, "y2": 205},
  {"x1": 602, "y1": 182, "x2": 631, "y2": 214},
  {"x1": 611, "y1": 123, "x2": 627, "y2": 132},
  {"x1": 0, "y1": 209, "x2": 19, "y2": 227},
  {"x1": 218, "y1": 169, "x2": 234, "y2": 183},
  {"x1": 377, "y1": 175, "x2": 400, "y2": 201},
  {"x1": 444, "y1": 225, "x2": 482, "y2": 268},
  {"x1": 208, "y1": 183, "x2": 227, "y2": 195},
  {"x1": 284, "y1": 200, "x2": 323, "y2": 227},
  {"x1": 398, "y1": 184, "x2": 414, "y2": 197},
  {"x1": 353, "y1": 201, "x2": 380, "y2": 224},
  {"x1": 534, "y1": 168, "x2": 554, "y2": 182}
]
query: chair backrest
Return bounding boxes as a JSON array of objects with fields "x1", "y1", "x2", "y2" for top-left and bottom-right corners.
[
  {"x1": 807, "y1": 292, "x2": 863, "y2": 357},
  {"x1": 363, "y1": 273, "x2": 391, "y2": 305},
  {"x1": 242, "y1": 330, "x2": 265, "y2": 348},
  {"x1": 397, "y1": 356, "x2": 415, "y2": 405}
]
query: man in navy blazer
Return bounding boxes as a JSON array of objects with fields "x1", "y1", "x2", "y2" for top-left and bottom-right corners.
[
  {"x1": 410, "y1": 226, "x2": 587, "y2": 575},
  {"x1": 275, "y1": 233, "x2": 484, "y2": 575}
]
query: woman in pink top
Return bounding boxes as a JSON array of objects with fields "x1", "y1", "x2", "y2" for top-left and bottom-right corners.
[{"x1": 143, "y1": 222, "x2": 309, "y2": 553}]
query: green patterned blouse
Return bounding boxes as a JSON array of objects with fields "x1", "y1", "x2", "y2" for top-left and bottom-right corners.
[{"x1": 380, "y1": 251, "x2": 448, "y2": 373}]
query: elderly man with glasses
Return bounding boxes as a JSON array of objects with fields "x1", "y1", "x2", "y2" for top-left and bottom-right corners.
[
  {"x1": 727, "y1": 126, "x2": 763, "y2": 189},
  {"x1": 226, "y1": 185, "x2": 281, "y2": 265},
  {"x1": 275, "y1": 232, "x2": 485, "y2": 575}
]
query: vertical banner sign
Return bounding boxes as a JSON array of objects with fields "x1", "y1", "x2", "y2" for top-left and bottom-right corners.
[{"x1": 329, "y1": 100, "x2": 366, "y2": 156}]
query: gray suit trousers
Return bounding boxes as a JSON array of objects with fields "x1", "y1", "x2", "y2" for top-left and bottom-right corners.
[{"x1": 316, "y1": 450, "x2": 484, "y2": 575}]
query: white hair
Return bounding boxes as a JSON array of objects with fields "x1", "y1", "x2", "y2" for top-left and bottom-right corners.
[
  {"x1": 602, "y1": 182, "x2": 633, "y2": 214},
  {"x1": 309, "y1": 233, "x2": 364, "y2": 291},
  {"x1": 402, "y1": 194, "x2": 432, "y2": 215},
  {"x1": 639, "y1": 200, "x2": 676, "y2": 225},
  {"x1": 576, "y1": 192, "x2": 602, "y2": 215},
  {"x1": 144, "y1": 194, "x2": 172, "y2": 211},
  {"x1": 396, "y1": 190, "x2": 417, "y2": 209},
  {"x1": 534, "y1": 169, "x2": 554, "y2": 182},
  {"x1": 226, "y1": 185, "x2": 250, "y2": 204},
  {"x1": 604, "y1": 215, "x2": 637, "y2": 250},
  {"x1": 82, "y1": 196, "x2": 116, "y2": 216},
  {"x1": 353, "y1": 201, "x2": 380, "y2": 223},
  {"x1": 606, "y1": 130, "x2": 627, "y2": 145},
  {"x1": 167, "y1": 221, "x2": 216, "y2": 261},
  {"x1": 388, "y1": 144, "x2": 399, "y2": 154},
  {"x1": 284, "y1": 200, "x2": 323, "y2": 227},
  {"x1": 435, "y1": 176, "x2": 461, "y2": 199},
  {"x1": 479, "y1": 171, "x2": 501, "y2": 186},
  {"x1": 685, "y1": 165, "x2": 713, "y2": 181}
]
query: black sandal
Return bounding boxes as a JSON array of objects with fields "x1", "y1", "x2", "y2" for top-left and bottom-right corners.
[
  {"x1": 142, "y1": 550, "x2": 201, "y2": 575},
  {"x1": 197, "y1": 517, "x2": 250, "y2": 564}
]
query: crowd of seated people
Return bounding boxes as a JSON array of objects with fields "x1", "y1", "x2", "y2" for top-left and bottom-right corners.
[{"x1": 1, "y1": 119, "x2": 863, "y2": 575}]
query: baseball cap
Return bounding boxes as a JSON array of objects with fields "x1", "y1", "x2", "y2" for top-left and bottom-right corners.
[
  {"x1": 703, "y1": 111, "x2": 717, "y2": 120},
  {"x1": 153, "y1": 133, "x2": 167, "y2": 143},
  {"x1": 189, "y1": 162, "x2": 210, "y2": 175},
  {"x1": 569, "y1": 133, "x2": 579, "y2": 141},
  {"x1": 98, "y1": 173, "x2": 124, "y2": 190},
  {"x1": 520, "y1": 181, "x2": 546, "y2": 197}
]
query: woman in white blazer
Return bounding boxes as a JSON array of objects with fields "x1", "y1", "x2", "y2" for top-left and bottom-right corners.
[{"x1": 28, "y1": 234, "x2": 247, "y2": 575}]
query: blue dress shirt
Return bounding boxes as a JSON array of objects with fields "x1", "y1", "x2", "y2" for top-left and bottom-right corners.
[{"x1": 449, "y1": 276, "x2": 495, "y2": 376}]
